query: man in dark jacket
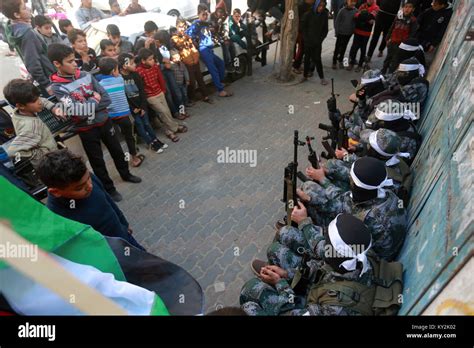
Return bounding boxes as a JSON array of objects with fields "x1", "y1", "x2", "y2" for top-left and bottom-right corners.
[
  {"x1": 367, "y1": 0, "x2": 402, "y2": 62},
  {"x1": 416, "y1": 0, "x2": 453, "y2": 53},
  {"x1": 2, "y1": 0, "x2": 56, "y2": 97},
  {"x1": 301, "y1": 0, "x2": 329, "y2": 85}
]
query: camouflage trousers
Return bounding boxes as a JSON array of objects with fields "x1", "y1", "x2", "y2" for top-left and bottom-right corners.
[
  {"x1": 240, "y1": 225, "x2": 323, "y2": 315},
  {"x1": 267, "y1": 224, "x2": 321, "y2": 278},
  {"x1": 239, "y1": 279, "x2": 307, "y2": 316}
]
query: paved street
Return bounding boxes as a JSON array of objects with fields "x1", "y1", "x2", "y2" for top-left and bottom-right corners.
[
  {"x1": 110, "y1": 37, "x2": 384, "y2": 312},
  {"x1": 0, "y1": 26, "x2": 386, "y2": 312}
]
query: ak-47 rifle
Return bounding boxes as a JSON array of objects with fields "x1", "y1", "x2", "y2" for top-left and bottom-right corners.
[
  {"x1": 297, "y1": 136, "x2": 321, "y2": 182},
  {"x1": 283, "y1": 130, "x2": 305, "y2": 227},
  {"x1": 319, "y1": 79, "x2": 356, "y2": 159}
]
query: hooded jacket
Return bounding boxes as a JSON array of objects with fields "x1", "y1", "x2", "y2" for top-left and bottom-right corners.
[
  {"x1": 302, "y1": 7, "x2": 329, "y2": 47},
  {"x1": 49, "y1": 70, "x2": 111, "y2": 132},
  {"x1": 5, "y1": 20, "x2": 56, "y2": 91},
  {"x1": 334, "y1": 5, "x2": 357, "y2": 36}
]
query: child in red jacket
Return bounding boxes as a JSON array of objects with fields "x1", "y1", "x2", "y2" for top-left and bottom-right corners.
[
  {"x1": 135, "y1": 48, "x2": 188, "y2": 142},
  {"x1": 347, "y1": 0, "x2": 379, "y2": 72},
  {"x1": 382, "y1": 1, "x2": 418, "y2": 74}
]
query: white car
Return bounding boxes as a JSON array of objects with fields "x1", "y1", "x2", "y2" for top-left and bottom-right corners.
[{"x1": 70, "y1": 0, "x2": 198, "y2": 18}]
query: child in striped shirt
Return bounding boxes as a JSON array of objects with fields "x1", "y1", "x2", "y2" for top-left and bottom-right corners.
[{"x1": 97, "y1": 58, "x2": 145, "y2": 167}]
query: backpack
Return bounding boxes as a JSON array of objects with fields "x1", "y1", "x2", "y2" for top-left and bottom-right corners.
[{"x1": 306, "y1": 255, "x2": 403, "y2": 316}]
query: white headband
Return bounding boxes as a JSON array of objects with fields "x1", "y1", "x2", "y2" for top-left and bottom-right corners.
[
  {"x1": 374, "y1": 107, "x2": 417, "y2": 121},
  {"x1": 350, "y1": 162, "x2": 393, "y2": 198},
  {"x1": 361, "y1": 75, "x2": 383, "y2": 85},
  {"x1": 398, "y1": 63, "x2": 425, "y2": 77},
  {"x1": 328, "y1": 215, "x2": 371, "y2": 276},
  {"x1": 399, "y1": 42, "x2": 424, "y2": 52},
  {"x1": 369, "y1": 131, "x2": 411, "y2": 166}
]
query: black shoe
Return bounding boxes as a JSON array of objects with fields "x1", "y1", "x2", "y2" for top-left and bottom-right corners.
[
  {"x1": 108, "y1": 190, "x2": 123, "y2": 202},
  {"x1": 123, "y1": 175, "x2": 142, "y2": 183}
]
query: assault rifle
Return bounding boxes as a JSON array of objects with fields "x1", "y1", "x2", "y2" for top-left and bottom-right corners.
[
  {"x1": 319, "y1": 79, "x2": 358, "y2": 159},
  {"x1": 283, "y1": 130, "x2": 305, "y2": 227},
  {"x1": 297, "y1": 136, "x2": 321, "y2": 183}
]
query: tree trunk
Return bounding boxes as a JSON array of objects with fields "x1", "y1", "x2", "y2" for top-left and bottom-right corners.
[{"x1": 278, "y1": 0, "x2": 299, "y2": 81}]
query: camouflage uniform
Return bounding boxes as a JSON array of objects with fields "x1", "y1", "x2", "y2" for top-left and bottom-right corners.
[
  {"x1": 302, "y1": 179, "x2": 407, "y2": 261},
  {"x1": 324, "y1": 129, "x2": 413, "y2": 196},
  {"x1": 345, "y1": 70, "x2": 387, "y2": 140},
  {"x1": 240, "y1": 263, "x2": 375, "y2": 316},
  {"x1": 365, "y1": 114, "x2": 419, "y2": 160},
  {"x1": 325, "y1": 155, "x2": 407, "y2": 197},
  {"x1": 266, "y1": 218, "x2": 326, "y2": 279}
]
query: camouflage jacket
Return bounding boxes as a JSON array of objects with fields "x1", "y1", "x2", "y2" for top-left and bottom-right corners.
[
  {"x1": 302, "y1": 179, "x2": 407, "y2": 261},
  {"x1": 240, "y1": 265, "x2": 375, "y2": 316},
  {"x1": 325, "y1": 156, "x2": 406, "y2": 195}
]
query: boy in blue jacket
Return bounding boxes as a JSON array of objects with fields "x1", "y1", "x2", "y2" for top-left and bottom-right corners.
[{"x1": 186, "y1": 3, "x2": 233, "y2": 97}]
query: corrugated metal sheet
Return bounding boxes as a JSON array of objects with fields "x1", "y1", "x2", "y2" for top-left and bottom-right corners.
[{"x1": 398, "y1": 0, "x2": 473, "y2": 315}]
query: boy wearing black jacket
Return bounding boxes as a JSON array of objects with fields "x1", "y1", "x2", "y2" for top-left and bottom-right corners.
[
  {"x1": 118, "y1": 53, "x2": 168, "y2": 154},
  {"x1": 301, "y1": 0, "x2": 329, "y2": 85}
]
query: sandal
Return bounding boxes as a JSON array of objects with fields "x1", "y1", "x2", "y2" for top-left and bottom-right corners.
[
  {"x1": 219, "y1": 91, "x2": 233, "y2": 97},
  {"x1": 177, "y1": 125, "x2": 188, "y2": 133},
  {"x1": 131, "y1": 155, "x2": 145, "y2": 168},
  {"x1": 166, "y1": 131, "x2": 180, "y2": 142},
  {"x1": 203, "y1": 97, "x2": 214, "y2": 104}
]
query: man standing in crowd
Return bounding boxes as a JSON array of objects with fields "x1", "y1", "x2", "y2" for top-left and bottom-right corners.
[{"x1": 75, "y1": 0, "x2": 108, "y2": 30}]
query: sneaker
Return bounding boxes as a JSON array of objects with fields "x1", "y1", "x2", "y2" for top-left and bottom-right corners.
[
  {"x1": 354, "y1": 65, "x2": 361, "y2": 73},
  {"x1": 332, "y1": 63, "x2": 337, "y2": 69},
  {"x1": 346, "y1": 64, "x2": 354, "y2": 71},
  {"x1": 108, "y1": 190, "x2": 123, "y2": 202},
  {"x1": 150, "y1": 143, "x2": 164, "y2": 153},
  {"x1": 251, "y1": 259, "x2": 268, "y2": 277},
  {"x1": 150, "y1": 141, "x2": 165, "y2": 153},
  {"x1": 123, "y1": 175, "x2": 142, "y2": 183}
]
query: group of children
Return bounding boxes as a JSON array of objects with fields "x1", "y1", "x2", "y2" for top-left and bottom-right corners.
[
  {"x1": 294, "y1": 0, "x2": 452, "y2": 79},
  {"x1": 0, "y1": 0, "x2": 264, "y2": 204},
  {"x1": 336, "y1": 0, "x2": 451, "y2": 72}
]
